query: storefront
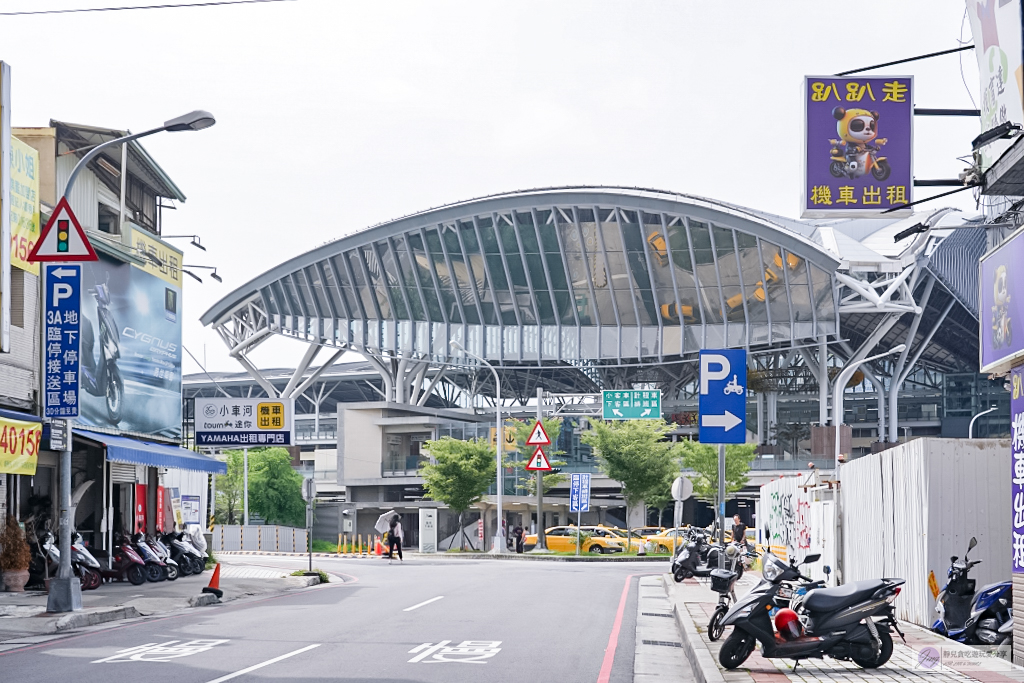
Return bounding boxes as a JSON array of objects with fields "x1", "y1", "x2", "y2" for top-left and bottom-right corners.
[{"x1": 70, "y1": 430, "x2": 225, "y2": 556}]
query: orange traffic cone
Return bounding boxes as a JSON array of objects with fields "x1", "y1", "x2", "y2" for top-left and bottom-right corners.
[
  {"x1": 375, "y1": 537, "x2": 383, "y2": 556},
  {"x1": 202, "y1": 563, "x2": 224, "y2": 600}
]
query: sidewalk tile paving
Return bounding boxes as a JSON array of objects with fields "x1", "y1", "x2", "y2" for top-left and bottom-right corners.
[{"x1": 668, "y1": 575, "x2": 1024, "y2": 683}]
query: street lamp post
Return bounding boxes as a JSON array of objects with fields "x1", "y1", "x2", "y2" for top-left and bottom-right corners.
[
  {"x1": 450, "y1": 341, "x2": 506, "y2": 553},
  {"x1": 969, "y1": 405, "x2": 998, "y2": 438},
  {"x1": 830, "y1": 344, "x2": 905, "y2": 586},
  {"x1": 47, "y1": 110, "x2": 215, "y2": 613}
]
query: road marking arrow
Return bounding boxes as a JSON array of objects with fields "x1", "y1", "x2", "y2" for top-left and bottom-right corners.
[
  {"x1": 50, "y1": 267, "x2": 76, "y2": 279},
  {"x1": 612, "y1": 409, "x2": 623, "y2": 417},
  {"x1": 700, "y1": 411, "x2": 742, "y2": 431}
]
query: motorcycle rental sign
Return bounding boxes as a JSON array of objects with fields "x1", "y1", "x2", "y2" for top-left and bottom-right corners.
[
  {"x1": 802, "y1": 75, "x2": 913, "y2": 219},
  {"x1": 194, "y1": 397, "x2": 294, "y2": 447}
]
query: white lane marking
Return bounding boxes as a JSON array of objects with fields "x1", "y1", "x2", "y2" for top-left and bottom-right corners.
[
  {"x1": 203, "y1": 644, "x2": 321, "y2": 683},
  {"x1": 403, "y1": 595, "x2": 445, "y2": 612}
]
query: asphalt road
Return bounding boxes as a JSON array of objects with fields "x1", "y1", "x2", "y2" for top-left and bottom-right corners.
[{"x1": 0, "y1": 554, "x2": 663, "y2": 683}]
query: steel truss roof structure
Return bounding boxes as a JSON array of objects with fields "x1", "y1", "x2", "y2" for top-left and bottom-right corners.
[{"x1": 200, "y1": 187, "x2": 980, "y2": 433}]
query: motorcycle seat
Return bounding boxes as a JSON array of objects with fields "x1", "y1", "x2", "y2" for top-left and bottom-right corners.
[{"x1": 802, "y1": 579, "x2": 888, "y2": 613}]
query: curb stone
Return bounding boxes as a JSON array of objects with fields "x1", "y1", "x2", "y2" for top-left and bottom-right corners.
[
  {"x1": 667, "y1": 576, "x2": 726, "y2": 683},
  {"x1": 53, "y1": 606, "x2": 141, "y2": 632}
]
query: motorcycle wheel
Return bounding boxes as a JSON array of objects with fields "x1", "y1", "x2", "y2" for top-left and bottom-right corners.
[
  {"x1": 871, "y1": 159, "x2": 891, "y2": 181},
  {"x1": 673, "y1": 567, "x2": 688, "y2": 583},
  {"x1": 191, "y1": 557, "x2": 206, "y2": 574},
  {"x1": 829, "y1": 161, "x2": 845, "y2": 178},
  {"x1": 127, "y1": 564, "x2": 146, "y2": 586},
  {"x1": 166, "y1": 563, "x2": 178, "y2": 581},
  {"x1": 719, "y1": 629, "x2": 756, "y2": 669},
  {"x1": 178, "y1": 557, "x2": 194, "y2": 576},
  {"x1": 145, "y1": 563, "x2": 164, "y2": 582},
  {"x1": 105, "y1": 365, "x2": 124, "y2": 424},
  {"x1": 852, "y1": 627, "x2": 893, "y2": 669},
  {"x1": 81, "y1": 567, "x2": 101, "y2": 591},
  {"x1": 708, "y1": 606, "x2": 728, "y2": 642}
]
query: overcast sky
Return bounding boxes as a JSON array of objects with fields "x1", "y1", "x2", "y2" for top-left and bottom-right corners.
[{"x1": 1, "y1": 0, "x2": 986, "y2": 376}]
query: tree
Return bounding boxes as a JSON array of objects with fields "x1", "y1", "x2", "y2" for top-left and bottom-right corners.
[
  {"x1": 420, "y1": 436, "x2": 494, "y2": 551},
  {"x1": 581, "y1": 419, "x2": 679, "y2": 541},
  {"x1": 646, "y1": 485, "x2": 675, "y2": 528},
  {"x1": 678, "y1": 441, "x2": 754, "y2": 501},
  {"x1": 214, "y1": 448, "x2": 305, "y2": 527},
  {"x1": 774, "y1": 422, "x2": 810, "y2": 457},
  {"x1": 247, "y1": 448, "x2": 306, "y2": 527},
  {"x1": 508, "y1": 417, "x2": 567, "y2": 495},
  {"x1": 214, "y1": 450, "x2": 244, "y2": 525}
]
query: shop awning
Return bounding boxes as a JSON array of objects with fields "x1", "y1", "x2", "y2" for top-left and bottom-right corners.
[{"x1": 75, "y1": 430, "x2": 227, "y2": 474}]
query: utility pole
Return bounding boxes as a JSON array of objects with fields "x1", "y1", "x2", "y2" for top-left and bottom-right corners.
[
  {"x1": 718, "y1": 444, "x2": 726, "y2": 568},
  {"x1": 243, "y1": 447, "x2": 249, "y2": 526},
  {"x1": 534, "y1": 387, "x2": 547, "y2": 551}
]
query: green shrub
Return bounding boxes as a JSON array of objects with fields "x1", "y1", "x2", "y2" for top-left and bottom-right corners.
[{"x1": 291, "y1": 568, "x2": 330, "y2": 583}]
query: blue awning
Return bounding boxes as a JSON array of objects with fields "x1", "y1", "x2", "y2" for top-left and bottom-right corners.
[
  {"x1": 75, "y1": 430, "x2": 227, "y2": 474},
  {"x1": 0, "y1": 408, "x2": 41, "y2": 423}
]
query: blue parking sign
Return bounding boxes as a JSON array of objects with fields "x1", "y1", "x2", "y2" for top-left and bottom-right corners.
[
  {"x1": 570, "y1": 473, "x2": 591, "y2": 513},
  {"x1": 43, "y1": 265, "x2": 81, "y2": 419},
  {"x1": 698, "y1": 349, "x2": 747, "y2": 444}
]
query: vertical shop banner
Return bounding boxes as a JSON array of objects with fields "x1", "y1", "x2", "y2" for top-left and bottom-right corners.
[
  {"x1": 967, "y1": 0, "x2": 1024, "y2": 171},
  {"x1": 135, "y1": 483, "x2": 148, "y2": 533},
  {"x1": 1012, "y1": 366, "x2": 1024, "y2": 573},
  {"x1": 181, "y1": 495, "x2": 201, "y2": 525},
  {"x1": 9, "y1": 135, "x2": 39, "y2": 275},
  {"x1": 156, "y1": 485, "x2": 165, "y2": 532},
  {"x1": 803, "y1": 76, "x2": 913, "y2": 218},
  {"x1": 980, "y1": 228, "x2": 1024, "y2": 373}
]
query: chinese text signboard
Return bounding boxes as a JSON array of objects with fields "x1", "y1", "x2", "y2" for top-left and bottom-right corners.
[
  {"x1": 194, "y1": 397, "x2": 294, "y2": 447},
  {"x1": 803, "y1": 76, "x2": 913, "y2": 218},
  {"x1": 570, "y1": 473, "x2": 591, "y2": 513},
  {"x1": 1012, "y1": 366, "x2": 1024, "y2": 573},
  {"x1": 0, "y1": 415, "x2": 40, "y2": 475},
  {"x1": 602, "y1": 389, "x2": 662, "y2": 420},
  {"x1": 981, "y1": 228, "x2": 1024, "y2": 373},
  {"x1": 967, "y1": 0, "x2": 1024, "y2": 172},
  {"x1": 10, "y1": 135, "x2": 39, "y2": 275},
  {"x1": 43, "y1": 264, "x2": 80, "y2": 419}
]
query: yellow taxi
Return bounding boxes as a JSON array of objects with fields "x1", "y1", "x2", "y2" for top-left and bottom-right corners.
[
  {"x1": 523, "y1": 526, "x2": 625, "y2": 554},
  {"x1": 582, "y1": 526, "x2": 643, "y2": 552},
  {"x1": 645, "y1": 527, "x2": 693, "y2": 554}
]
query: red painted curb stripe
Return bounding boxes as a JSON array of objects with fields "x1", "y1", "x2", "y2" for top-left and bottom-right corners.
[{"x1": 597, "y1": 574, "x2": 632, "y2": 683}]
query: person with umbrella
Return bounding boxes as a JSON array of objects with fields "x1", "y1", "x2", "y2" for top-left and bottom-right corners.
[{"x1": 386, "y1": 515, "x2": 404, "y2": 561}]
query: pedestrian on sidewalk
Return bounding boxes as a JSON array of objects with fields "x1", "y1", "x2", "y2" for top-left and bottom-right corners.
[
  {"x1": 731, "y1": 514, "x2": 749, "y2": 551},
  {"x1": 513, "y1": 523, "x2": 524, "y2": 554},
  {"x1": 387, "y1": 515, "x2": 404, "y2": 562}
]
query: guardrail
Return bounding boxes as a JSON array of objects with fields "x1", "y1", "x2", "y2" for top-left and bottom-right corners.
[{"x1": 210, "y1": 524, "x2": 309, "y2": 553}]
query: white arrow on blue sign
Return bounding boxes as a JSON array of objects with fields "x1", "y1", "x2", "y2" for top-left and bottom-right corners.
[
  {"x1": 698, "y1": 349, "x2": 747, "y2": 444},
  {"x1": 569, "y1": 473, "x2": 590, "y2": 513},
  {"x1": 43, "y1": 264, "x2": 81, "y2": 419}
]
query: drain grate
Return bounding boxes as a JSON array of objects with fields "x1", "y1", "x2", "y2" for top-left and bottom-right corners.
[
  {"x1": 642, "y1": 640, "x2": 683, "y2": 648},
  {"x1": 641, "y1": 612, "x2": 674, "y2": 618}
]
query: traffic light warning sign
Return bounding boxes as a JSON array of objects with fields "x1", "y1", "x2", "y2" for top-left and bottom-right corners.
[{"x1": 28, "y1": 197, "x2": 98, "y2": 262}]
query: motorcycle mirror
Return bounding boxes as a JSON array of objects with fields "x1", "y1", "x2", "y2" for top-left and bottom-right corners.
[
  {"x1": 802, "y1": 553, "x2": 821, "y2": 564},
  {"x1": 823, "y1": 565, "x2": 832, "y2": 575},
  {"x1": 968, "y1": 537, "x2": 978, "y2": 551}
]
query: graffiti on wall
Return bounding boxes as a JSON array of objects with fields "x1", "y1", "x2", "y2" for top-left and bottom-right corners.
[{"x1": 761, "y1": 478, "x2": 812, "y2": 558}]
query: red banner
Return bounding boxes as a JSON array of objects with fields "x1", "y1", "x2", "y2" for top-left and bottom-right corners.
[
  {"x1": 156, "y1": 486, "x2": 165, "y2": 532},
  {"x1": 135, "y1": 484, "x2": 148, "y2": 533}
]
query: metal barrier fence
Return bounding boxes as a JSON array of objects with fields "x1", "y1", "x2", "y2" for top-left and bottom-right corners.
[{"x1": 210, "y1": 525, "x2": 309, "y2": 553}]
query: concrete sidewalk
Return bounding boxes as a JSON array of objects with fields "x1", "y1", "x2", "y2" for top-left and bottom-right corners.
[
  {"x1": 0, "y1": 560, "x2": 321, "y2": 644},
  {"x1": 666, "y1": 573, "x2": 1024, "y2": 683}
]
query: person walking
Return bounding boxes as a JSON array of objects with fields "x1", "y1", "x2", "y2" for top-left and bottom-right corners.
[
  {"x1": 513, "y1": 523, "x2": 524, "y2": 554},
  {"x1": 387, "y1": 515, "x2": 404, "y2": 562},
  {"x1": 731, "y1": 514, "x2": 749, "y2": 551}
]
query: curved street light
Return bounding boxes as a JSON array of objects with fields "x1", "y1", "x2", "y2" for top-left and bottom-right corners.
[
  {"x1": 450, "y1": 340, "x2": 506, "y2": 553},
  {"x1": 969, "y1": 405, "x2": 998, "y2": 439}
]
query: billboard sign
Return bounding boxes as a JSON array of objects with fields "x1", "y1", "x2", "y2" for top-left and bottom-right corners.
[
  {"x1": 194, "y1": 397, "x2": 294, "y2": 447},
  {"x1": 967, "y1": 0, "x2": 1024, "y2": 171},
  {"x1": 1012, "y1": 366, "x2": 1024, "y2": 573},
  {"x1": 9, "y1": 135, "x2": 39, "y2": 275},
  {"x1": 77, "y1": 250, "x2": 182, "y2": 438},
  {"x1": 802, "y1": 75, "x2": 913, "y2": 218},
  {"x1": 980, "y1": 227, "x2": 1024, "y2": 373},
  {"x1": 0, "y1": 415, "x2": 41, "y2": 475}
]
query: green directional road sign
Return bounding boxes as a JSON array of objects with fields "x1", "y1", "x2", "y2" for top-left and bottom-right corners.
[{"x1": 602, "y1": 389, "x2": 662, "y2": 420}]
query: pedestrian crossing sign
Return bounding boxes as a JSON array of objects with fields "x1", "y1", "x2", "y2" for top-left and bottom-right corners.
[{"x1": 526, "y1": 420, "x2": 550, "y2": 446}]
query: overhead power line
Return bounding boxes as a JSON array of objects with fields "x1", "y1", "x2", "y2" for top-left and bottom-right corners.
[{"x1": 0, "y1": 0, "x2": 294, "y2": 16}]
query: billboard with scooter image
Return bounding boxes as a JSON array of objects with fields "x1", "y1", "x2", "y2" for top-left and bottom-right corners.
[{"x1": 77, "y1": 251, "x2": 182, "y2": 440}]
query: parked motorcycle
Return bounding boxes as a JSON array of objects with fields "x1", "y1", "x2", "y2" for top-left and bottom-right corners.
[
  {"x1": 164, "y1": 531, "x2": 205, "y2": 575},
  {"x1": 708, "y1": 544, "x2": 761, "y2": 641},
  {"x1": 672, "y1": 529, "x2": 716, "y2": 582},
  {"x1": 146, "y1": 534, "x2": 179, "y2": 581},
  {"x1": 81, "y1": 277, "x2": 123, "y2": 424},
  {"x1": 130, "y1": 532, "x2": 168, "y2": 582},
  {"x1": 932, "y1": 537, "x2": 1012, "y2": 646},
  {"x1": 70, "y1": 532, "x2": 102, "y2": 591},
  {"x1": 91, "y1": 533, "x2": 147, "y2": 586},
  {"x1": 718, "y1": 552, "x2": 905, "y2": 671}
]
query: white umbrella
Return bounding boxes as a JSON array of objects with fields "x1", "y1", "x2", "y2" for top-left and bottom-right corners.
[{"x1": 375, "y1": 510, "x2": 398, "y2": 535}]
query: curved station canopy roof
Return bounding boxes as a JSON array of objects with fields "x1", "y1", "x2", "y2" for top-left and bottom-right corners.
[{"x1": 203, "y1": 187, "x2": 845, "y2": 367}]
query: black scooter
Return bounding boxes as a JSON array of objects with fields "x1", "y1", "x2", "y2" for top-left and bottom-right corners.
[
  {"x1": 719, "y1": 552, "x2": 905, "y2": 671},
  {"x1": 671, "y1": 529, "x2": 716, "y2": 582},
  {"x1": 81, "y1": 278, "x2": 124, "y2": 424}
]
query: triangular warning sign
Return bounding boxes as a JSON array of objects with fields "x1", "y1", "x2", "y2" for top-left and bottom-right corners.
[
  {"x1": 526, "y1": 420, "x2": 551, "y2": 446},
  {"x1": 28, "y1": 197, "x2": 98, "y2": 262},
  {"x1": 525, "y1": 446, "x2": 552, "y2": 471}
]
